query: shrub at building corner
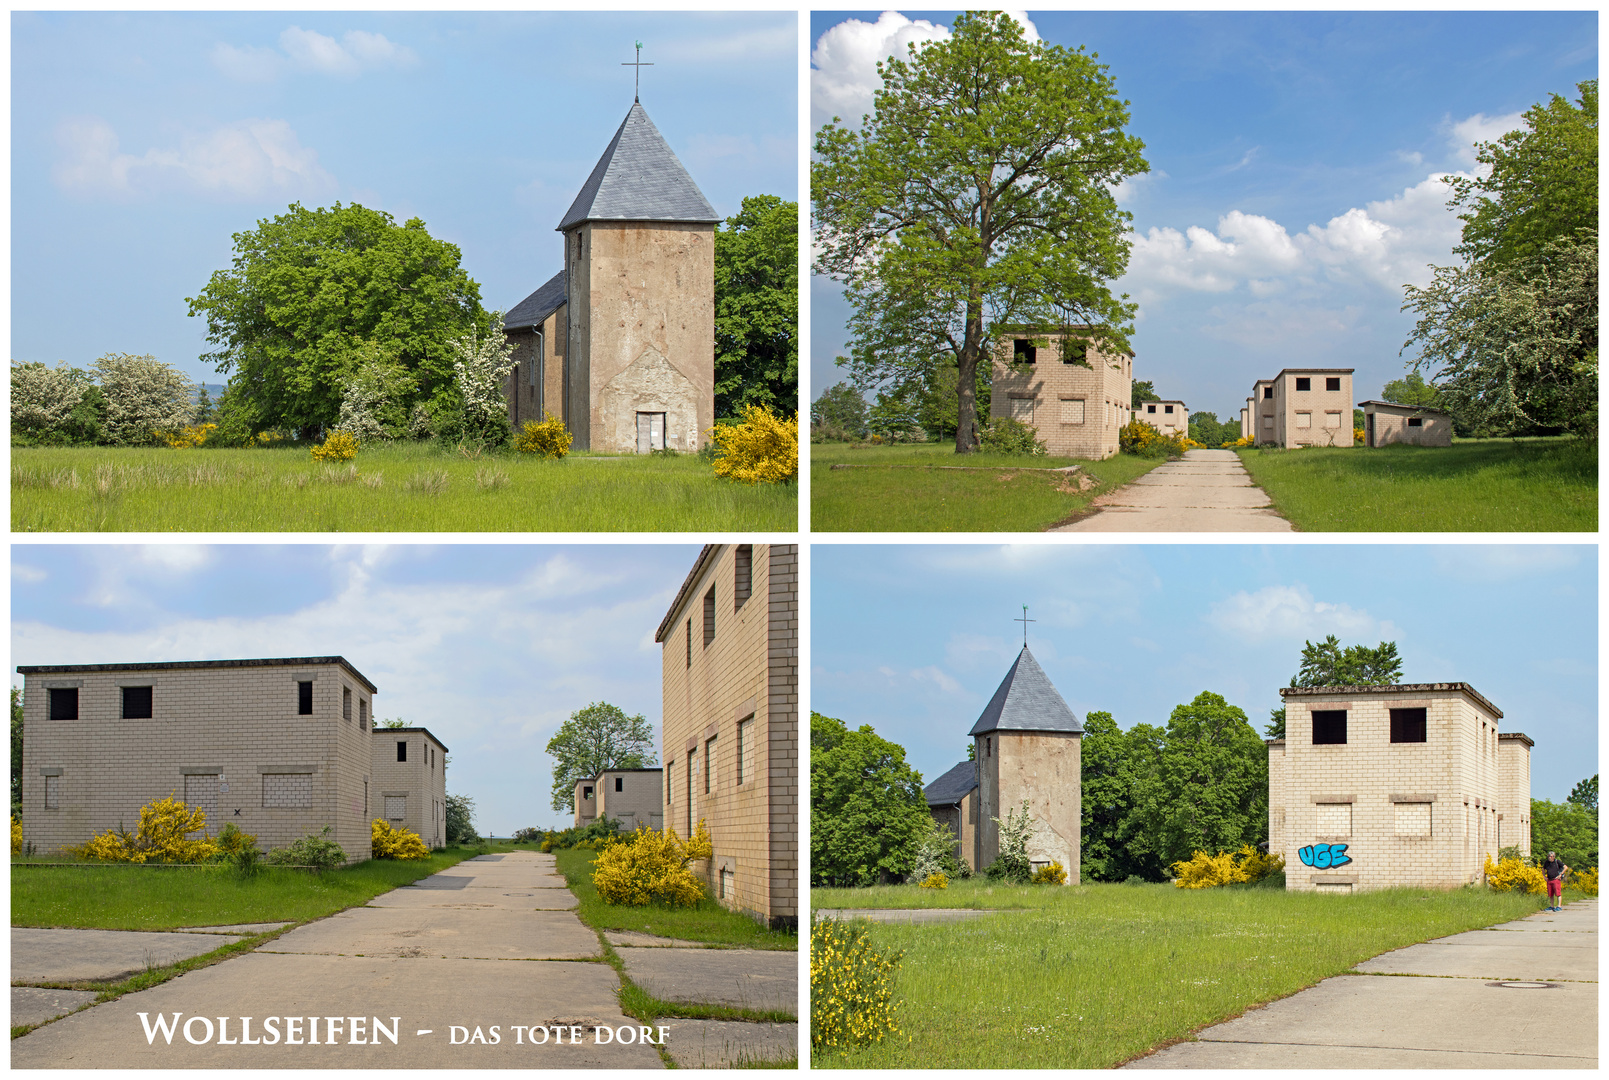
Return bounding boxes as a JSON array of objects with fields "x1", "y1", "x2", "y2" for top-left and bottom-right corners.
[
  {"x1": 978, "y1": 416, "x2": 1047, "y2": 456},
  {"x1": 591, "y1": 821, "x2": 713, "y2": 907},
  {"x1": 1483, "y1": 854, "x2": 1546, "y2": 895},
  {"x1": 810, "y1": 918, "x2": 904, "y2": 1049},
  {"x1": 264, "y1": 825, "x2": 348, "y2": 870},
  {"x1": 372, "y1": 819, "x2": 431, "y2": 860},
  {"x1": 72, "y1": 793, "x2": 217, "y2": 863},
  {"x1": 12, "y1": 814, "x2": 23, "y2": 856},
  {"x1": 1031, "y1": 861, "x2": 1068, "y2": 885},
  {"x1": 710, "y1": 404, "x2": 799, "y2": 484},
  {"x1": 514, "y1": 414, "x2": 573, "y2": 458}
]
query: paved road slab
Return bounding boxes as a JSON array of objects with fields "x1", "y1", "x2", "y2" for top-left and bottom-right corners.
[
  {"x1": 1355, "y1": 938, "x2": 1596, "y2": 981},
  {"x1": 660, "y1": 1019, "x2": 797, "y2": 1068},
  {"x1": 616, "y1": 947, "x2": 796, "y2": 1013},
  {"x1": 12, "y1": 987, "x2": 100, "y2": 1028},
  {"x1": 9, "y1": 952, "x2": 661, "y2": 1069},
  {"x1": 263, "y1": 906, "x2": 598, "y2": 960},
  {"x1": 171, "y1": 923, "x2": 294, "y2": 935},
  {"x1": 12, "y1": 928, "x2": 245, "y2": 984},
  {"x1": 1057, "y1": 449, "x2": 1293, "y2": 533},
  {"x1": 814, "y1": 907, "x2": 1004, "y2": 924},
  {"x1": 366, "y1": 887, "x2": 577, "y2": 911},
  {"x1": 604, "y1": 931, "x2": 707, "y2": 949}
]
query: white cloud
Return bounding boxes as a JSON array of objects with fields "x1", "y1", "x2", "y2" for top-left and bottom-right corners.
[
  {"x1": 211, "y1": 27, "x2": 417, "y2": 82},
  {"x1": 1207, "y1": 584, "x2": 1393, "y2": 642},
  {"x1": 911, "y1": 665, "x2": 963, "y2": 696},
  {"x1": 1446, "y1": 110, "x2": 1525, "y2": 166},
  {"x1": 135, "y1": 545, "x2": 213, "y2": 574},
  {"x1": 12, "y1": 564, "x2": 47, "y2": 584},
  {"x1": 52, "y1": 116, "x2": 336, "y2": 202}
]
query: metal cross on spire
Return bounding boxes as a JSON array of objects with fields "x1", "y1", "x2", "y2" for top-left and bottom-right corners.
[
  {"x1": 622, "y1": 40, "x2": 653, "y2": 103},
  {"x1": 1014, "y1": 605, "x2": 1035, "y2": 647}
]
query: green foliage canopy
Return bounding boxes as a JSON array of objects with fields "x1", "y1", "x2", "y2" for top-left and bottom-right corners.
[
  {"x1": 1080, "y1": 711, "x2": 1167, "y2": 882},
  {"x1": 445, "y1": 793, "x2": 478, "y2": 845},
  {"x1": 186, "y1": 202, "x2": 487, "y2": 439},
  {"x1": 714, "y1": 195, "x2": 798, "y2": 418},
  {"x1": 544, "y1": 702, "x2": 657, "y2": 813},
  {"x1": 1380, "y1": 370, "x2": 1444, "y2": 409},
  {"x1": 1130, "y1": 380, "x2": 1160, "y2": 408},
  {"x1": 811, "y1": 381, "x2": 870, "y2": 439},
  {"x1": 813, "y1": 11, "x2": 1148, "y2": 454},
  {"x1": 1531, "y1": 798, "x2": 1598, "y2": 871},
  {"x1": 1567, "y1": 774, "x2": 1598, "y2": 811},
  {"x1": 810, "y1": 712, "x2": 929, "y2": 887},
  {"x1": 1265, "y1": 636, "x2": 1402, "y2": 737}
]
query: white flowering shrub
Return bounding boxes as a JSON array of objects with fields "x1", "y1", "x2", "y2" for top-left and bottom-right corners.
[
  {"x1": 92, "y1": 353, "x2": 194, "y2": 446},
  {"x1": 336, "y1": 346, "x2": 416, "y2": 442},
  {"x1": 448, "y1": 319, "x2": 516, "y2": 445},
  {"x1": 11, "y1": 362, "x2": 94, "y2": 441}
]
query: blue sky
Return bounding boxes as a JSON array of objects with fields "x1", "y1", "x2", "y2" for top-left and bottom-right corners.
[
  {"x1": 13, "y1": 11, "x2": 797, "y2": 385},
  {"x1": 809, "y1": 10, "x2": 1598, "y2": 421},
  {"x1": 11, "y1": 544, "x2": 705, "y2": 833},
  {"x1": 812, "y1": 544, "x2": 1597, "y2": 803}
]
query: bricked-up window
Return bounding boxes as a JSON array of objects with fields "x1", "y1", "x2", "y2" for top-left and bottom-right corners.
[
  {"x1": 615, "y1": 776, "x2": 623, "y2": 793},
  {"x1": 703, "y1": 586, "x2": 716, "y2": 647},
  {"x1": 386, "y1": 795, "x2": 406, "y2": 820},
  {"x1": 1394, "y1": 802, "x2": 1431, "y2": 837},
  {"x1": 1326, "y1": 377, "x2": 1341, "y2": 391},
  {"x1": 121, "y1": 686, "x2": 153, "y2": 719},
  {"x1": 1295, "y1": 377, "x2": 1311, "y2": 391},
  {"x1": 1317, "y1": 803, "x2": 1351, "y2": 836},
  {"x1": 397, "y1": 740, "x2": 407, "y2": 763},
  {"x1": 1013, "y1": 339, "x2": 1036, "y2": 364},
  {"x1": 734, "y1": 545, "x2": 753, "y2": 609},
  {"x1": 1059, "y1": 398, "x2": 1086, "y2": 424},
  {"x1": 298, "y1": 681, "x2": 313, "y2": 715},
  {"x1": 48, "y1": 688, "x2": 78, "y2": 721},
  {"x1": 1390, "y1": 707, "x2": 1428, "y2": 743},
  {"x1": 44, "y1": 775, "x2": 61, "y2": 809},
  {"x1": 737, "y1": 716, "x2": 753, "y2": 785},
  {"x1": 263, "y1": 773, "x2": 312, "y2": 809},
  {"x1": 705, "y1": 737, "x2": 717, "y2": 793},
  {"x1": 1312, "y1": 709, "x2": 1348, "y2": 745},
  {"x1": 343, "y1": 688, "x2": 352, "y2": 721}
]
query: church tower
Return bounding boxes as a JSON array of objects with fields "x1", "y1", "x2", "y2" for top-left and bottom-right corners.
[
  {"x1": 556, "y1": 103, "x2": 719, "y2": 452},
  {"x1": 969, "y1": 645, "x2": 1083, "y2": 882}
]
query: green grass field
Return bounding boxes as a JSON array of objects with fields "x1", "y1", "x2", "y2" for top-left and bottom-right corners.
[
  {"x1": 11, "y1": 847, "x2": 480, "y2": 930},
  {"x1": 811, "y1": 879, "x2": 1545, "y2": 1068},
  {"x1": 810, "y1": 443, "x2": 1163, "y2": 531},
  {"x1": 1236, "y1": 437, "x2": 1596, "y2": 531},
  {"x1": 11, "y1": 444, "x2": 796, "y2": 532}
]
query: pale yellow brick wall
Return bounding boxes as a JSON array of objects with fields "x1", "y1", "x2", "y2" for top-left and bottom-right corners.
[
  {"x1": 22, "y1": 658, "x2": 378, "y2": 863},
  {"x1": 1274, "y1": 684, "x2": 1516, "y2": 892},
  {"x1": 659, "y1": 544, "x2": 798, "y2": 927},
  {"x1": 1497, "y1": 734, "x2": 1533, "y2": 856},
  {"x1": 596, "y1": 769, "x2": 665, "y2": 832},
  {"x1": 1268, "y1": 370, "x2": 1354, "y2": 448},
  {"x1": 370, "y1": 728, "x2": 448, "y2": 848},
  {"x1": 990, "y1": 332, "x2": 1133, "y2": 459}
]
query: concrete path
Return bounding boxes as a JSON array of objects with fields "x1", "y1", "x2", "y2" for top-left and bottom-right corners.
[
  {"x1": 1124, "y1": 898, "x2": 1597, "y2": 1069},
  {"x1": 12, "y1": 927, "x2": 248, "y2": 983},
  {"x1": 1056, "y1": 449, "x2": 1292, "y2": 532},
  {"x1": 615, "y1": 946, "x2": 796, "y2": 1011}
]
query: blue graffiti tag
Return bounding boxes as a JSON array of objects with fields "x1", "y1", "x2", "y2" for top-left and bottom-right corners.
[{"x1": 1297, "y1": 843, "x2": 1352, "y2": 869}]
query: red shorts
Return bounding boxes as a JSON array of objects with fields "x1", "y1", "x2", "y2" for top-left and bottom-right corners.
[{"x1": 1547, "y1": 878, "x2": 1564, "y2": 898}]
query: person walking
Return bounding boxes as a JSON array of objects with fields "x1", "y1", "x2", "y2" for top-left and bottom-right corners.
[{"x1": 1541, "y1": 850, "x2": 1570, "y2": 912}]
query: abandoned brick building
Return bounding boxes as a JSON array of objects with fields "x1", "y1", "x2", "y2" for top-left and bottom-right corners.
[
  {"x1": 1241, "y1": 369, "x2": 1355, "y2": 447},
  {"x1": 990, "y1": 329, "x2": 1134, "y2": 458}
]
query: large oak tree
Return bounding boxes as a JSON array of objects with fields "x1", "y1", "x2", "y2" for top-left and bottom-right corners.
[{"x1": 812, "y1": 11, "x2": 1148, "y2": 453}]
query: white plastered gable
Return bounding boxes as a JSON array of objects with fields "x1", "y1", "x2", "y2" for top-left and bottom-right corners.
[{"x1": 597, "y1": 345, "x2": 700, "y2": 453}]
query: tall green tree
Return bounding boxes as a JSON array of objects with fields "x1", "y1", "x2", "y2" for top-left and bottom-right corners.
[
  {"x1": 1131, "y1": 380, "x2": 1160, "y2": 409},
  {"x1": 810, "y1": 381, "x2": 870, "y2": 439},
  {"x1": 1265, "y1": 636, "x2": 1402, "y2": 737},
  {"x1": 1131, "y1": 692, "x2": 1268, "y2": 873},
  {"x1": 1567, "y1": 774, "x2": 1598, "y2": 811},
  {"x1": 1531, "y1": 798, "x2": 1597, "y2": 871},
  {"x1": 186, "y1": 202, "x2": 487, "y2": 440},
  {"x1": 544, "y1": 702, "x2": 656, "y2": 813},
  {"x1": 810, "y1": 712, "x2": 928, "y2": 886},
  {"x1": 714, "y1": 195, "x2": 798, "y2": 418},
  {"x1": 445, "y1": 792, "x2": 478, "y2": 844},
  {"x1": 1380, "y1": 371, "x2": 1443, "y2": 408},
  {"x1": 1080, "y1": 711, "x2": 1168, "y2": 882},
  {"x1": 813, "y1": 11, "x2": 1148, "y2": 454}
]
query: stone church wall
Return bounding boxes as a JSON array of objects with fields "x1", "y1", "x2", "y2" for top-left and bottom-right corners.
[
  {"x1": 974, "y1": 729, "x2": 1081, "y2": 882},
  {"x1": 504, "y1": 308, "x2": 567, "y2": 433}
]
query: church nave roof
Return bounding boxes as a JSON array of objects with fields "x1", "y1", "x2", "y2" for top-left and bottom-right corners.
[{"x1": 557, "y1": 102, "x2": 720, "y2": 230}]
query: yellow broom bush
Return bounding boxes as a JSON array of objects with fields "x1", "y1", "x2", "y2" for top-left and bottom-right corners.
[
  {"x1": 1172, "y1": 844, "x2": 1284, "y2": 888},
  {"x1": 811, "y1": 917, "x2": 905, "y2": 1048},
  {"x1": 710, "y1": 404, "x2": 799, "y2": 484},
  {"x1": 371, "y1": 819, "x2": 431, "y2": 860},
  {"x1": 310, "y1": 430, "x2": 359, "y2": 462},
  {"x1": 1571, "y1": 867, "x2": 1598, "y2": 896},
  {"x1": 1031, "y1": 861, "x2": 1068, "y2": 885},
  {"x1": 919, "y1": 872, "x2": 948, "y2": 889},
  {"x1": 12, "y1": 815, "x2": 23, "y2": 856},
  {"x1": 160, "y1": 422, "x2": 218, "y2": 448},
  {"x1": 591, "y1": 820, "x2": 714, "y2": 907},
  {"x1": 1483, "y1": 854, "x2": 1546, "y2": 894},
  {"x1": 514, "y1": 413, "x2": 573, "y2": 458},
  {"x1": 72, "y1": 793, "x2": 217, "y2": 863}
]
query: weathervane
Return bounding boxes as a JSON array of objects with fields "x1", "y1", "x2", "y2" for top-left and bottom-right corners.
[
  {"x1": 1014, "y1": 605, "x2": 1035, "y2": 647},
  {"x1": 622, "y1": 40, "x2": 653, "y2": 103}
]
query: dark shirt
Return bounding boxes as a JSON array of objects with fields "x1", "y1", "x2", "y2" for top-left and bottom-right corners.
[{"x1": 1543, "y1": 857, "x2": 1566, "y2": 881}]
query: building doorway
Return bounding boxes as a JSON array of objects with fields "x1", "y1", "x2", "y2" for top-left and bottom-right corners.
[{"x1": 636, "y1": 412, "x2": 666, "y2": 453}]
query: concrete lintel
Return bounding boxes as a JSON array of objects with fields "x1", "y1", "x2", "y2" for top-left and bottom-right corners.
[
  {"x1": 1311, "y1": 794, "x2": 1356, "y2": 804},
  {"x1": 1389, "y1": 793, "x2": 1437, "y2": 803},
  {"x1": 257, "y1": 765, "x2": 317, "y2": 774}
]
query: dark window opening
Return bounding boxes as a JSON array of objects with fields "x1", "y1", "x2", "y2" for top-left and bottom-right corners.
[
  {"x1": 1263, "y1": 387, "x2": 1274, "y2": 399},
  {"x1": 583, "y1": 785, "x2": 593, "y2": 800},
  {"x1": 298, "y1": 681, "x2": 313, "y2": 715},
  {"x1": 1164, "y1": 405, "x2": 1174, "y2": 414},
  {"x1": 703, "y1": 586, "x2": 716, "y2": 647},
  {"x1": 397, "y1": 740, "x2": 407, "y2": 763},
  {"x1": 1295, "y1": 377, "x2": 1312, "y2": 391},
  {"x1": 121, "y1": 686, "x2": 153, "y2": 719},
  {"x1": 48, "y1": 687, "x2": 78, "y2": 721},
  {"x1": 343, "y1": 688, "x2": 352, "y2": 721},
  {"x1": 1061, "y1": 340, "x2": 1088, "y2": 364},
  {"x1": 1013, "y1": 339, "x2": 1036, "y2": 364},
  {"x1": 734, "y1": 545, "x2": 753, "y2": 608},
  {"x1": 359, "y1": 700, "x2": 368, "y2": 727},
  {"x1": 1407, "y1": 417, "x2": 1424, "y2": 427},
  {"x1": 685, "y1": 618, "x2": 692, "y2": 669},
  {"x1": 615, "y1": 776, "x2": 623, "y2": 792},
  {"x1": 1390, "y1": 707, "x2": 1428, "y2": 743},
  {"x1": 1312, "y1": 709, "x2": 1348, "y2": 745},
  {"x1": 1326, "y1": 377, "x2": 1342, "y2": 391},
  {"x1": 1146, "y1": 404, "x2": 1157, "y2": 413}
]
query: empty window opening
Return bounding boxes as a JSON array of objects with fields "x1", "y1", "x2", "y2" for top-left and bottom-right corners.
[
  {"x1": 397, "y1": 740, "x2": 407, "y2": 763},
  {"x1": 297, "y1": 681, "x2": 313, "y2": 715},
  {"x1": 1312, "y1": 709, "x2": 1348, "y2": 745},
  {"x1": 48, "y1": 688, "x2": 78, "y2": 721},
  {"x1": 720, "y1": 866, "x2": 734, "y2": 899},
  {"x1": 1390, "y1": 707, "x2": 1428, "y2": 743},
  {"x1": 343, "y1": 688, "x2": 352, "y2": 721},
  {"x1": 615, "y1": 776, "x2": 624, "y2": 793},
  {"x1": 703, "y1": 587, "x2": 716, "y2": 647},
  {"x1": 704, "y1": 737, "x2": 717, "y2": 794},
  {"x1": 1013, "y1": 339, "x2": 1036, "y2": 364},
  {"x1": 1164, "y1": 404, "x2": 1174, "y2": 414},
  {"x1": 1407, "y1": 417, "x2": 1424, "y2": 427},
  {"x1": 734, "y1": 545, "x2": 753, "y2": 609},
  {"x1": 582, "y1": 785, "x2": 593, "y2": 801},
  {"x1": 1061, "y1": 340, "x2": 1088, "y2": 364},
  {"x1": 44, "y1": 775, "x2": 61, "y2": 810},
  {"x1": 1326, "y1": 377, "x2": 1342, "y2": 391},
  {"x1": 1295, "y1": 377, "x2": 1311, "y2": 391},
  {"x1": 1146, "y1": 404, "x2": 1157, "y2": 414},
  {"x1": 667, "y1": 761, "x2": 674, "y2": 805},
  {"x1": 121, "y1": 686, "x2": 153, "y2": 720},
  {"x1": 359, "y1": 700, "x2": 368, "y2": 727},
  {"x1": 685, "y1": 618, "x2": 692, "y2": 669},
  {"x1": 1263, "y1": 387, "x2": 1274, "y2": 399}
]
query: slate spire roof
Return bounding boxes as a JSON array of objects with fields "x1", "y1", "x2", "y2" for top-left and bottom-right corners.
[
  {"x1": 968, "y1": 646, "x2": 1084, "y2": 736},
  {"x1": 557, "y1": 102, "x2": 720, "y2": 231}
]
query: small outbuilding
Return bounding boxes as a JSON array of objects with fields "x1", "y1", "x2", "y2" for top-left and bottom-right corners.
[
  {"x1": 1359, "y1": 400, "x2": 1454, "y2": 448},
  {"x1": 923, "y1": 761, "x2": 980, "y2": 874}
]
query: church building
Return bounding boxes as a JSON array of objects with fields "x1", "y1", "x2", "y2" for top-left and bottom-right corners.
[{"x1": 503, "y1": 100, "x2": 719, "y2": 453}]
